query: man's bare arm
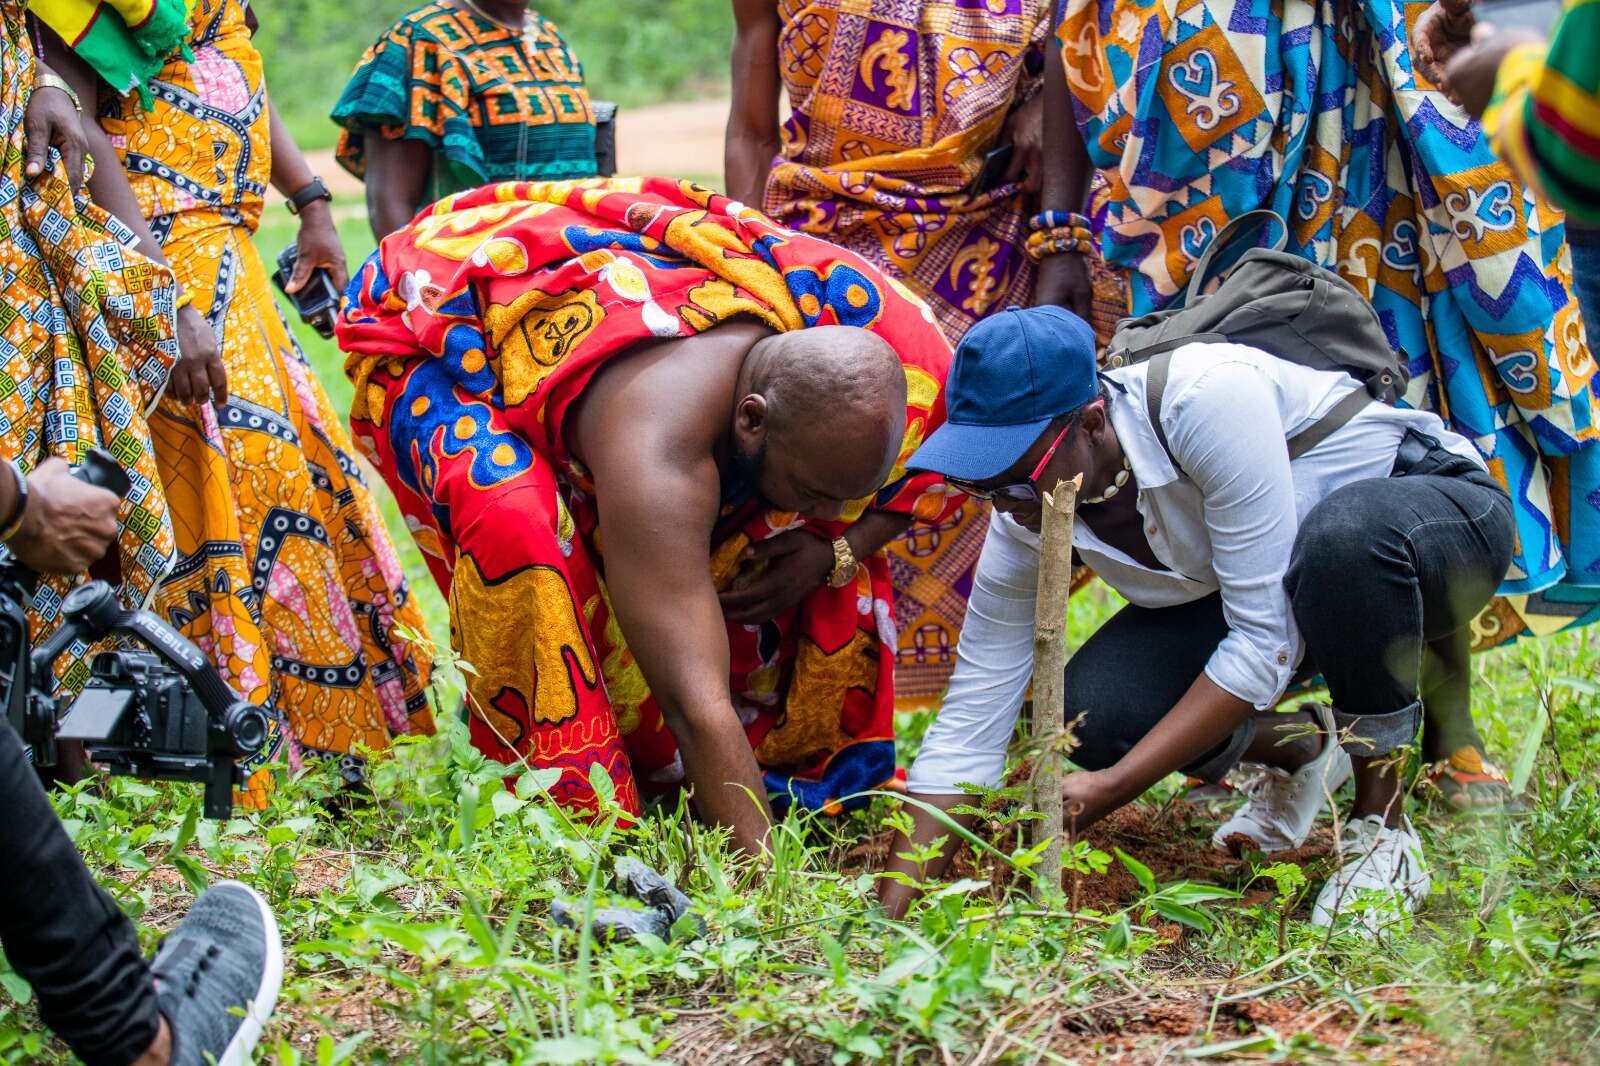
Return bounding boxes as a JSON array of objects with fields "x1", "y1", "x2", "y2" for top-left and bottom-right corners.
[
  {"x1": 578, "y1": 357, "x2": 775, "y2": 854},
  {"x1": 725, "y1": 0, "x2": 782, "y2": 209}
]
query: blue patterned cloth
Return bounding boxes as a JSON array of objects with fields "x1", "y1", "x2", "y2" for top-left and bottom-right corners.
[{"x1": 1059, "y1": 0, "x2": 1600, "y2": 644}]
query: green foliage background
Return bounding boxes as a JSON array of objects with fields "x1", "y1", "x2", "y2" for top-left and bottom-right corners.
[{"x1": 255, "y1": 0, "x2": 734, "y2": 150}]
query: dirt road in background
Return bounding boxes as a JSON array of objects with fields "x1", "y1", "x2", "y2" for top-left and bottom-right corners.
[{"x1": 301, "y1": 96, "x2": 732, "y2": 205}]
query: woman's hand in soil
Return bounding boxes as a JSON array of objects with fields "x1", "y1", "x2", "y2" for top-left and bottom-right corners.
[
  {"x1": 718, "y1": 531, "x2": 834, "y2": 624},
  {"x1": 1060, "y1": 769, "x2": 1129, "y2": 834},
  {"x1": 169, "y1": 304, "x2": 227, "y2": 406}
]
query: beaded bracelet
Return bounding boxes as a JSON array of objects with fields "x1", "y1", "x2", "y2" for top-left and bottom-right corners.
[
  {"x1": 176, "y1": 290, "x2": 194, "y2": 312},
  {"x1": 1025, "y1": 224, "x2": 1096, "y2": 260},
  {"x1": 1029, "y1": 210, "x2": 1093, "y2": 234},
  {"x1": 1026, "y1": 236, "x2": 1094, "y2": 261},
  {"x1": 1025, "y1": 224, "x2": 1094, "y2": 249}
]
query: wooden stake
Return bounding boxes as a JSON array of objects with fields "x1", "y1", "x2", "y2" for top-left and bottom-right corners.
[{"x1": 1032, "y1": 474, "x2": 1081, "y2": 892}]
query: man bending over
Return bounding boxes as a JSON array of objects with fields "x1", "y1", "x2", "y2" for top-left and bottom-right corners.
[{"x1": 337, "y1": 178, "x2": 956, "y2": 852}]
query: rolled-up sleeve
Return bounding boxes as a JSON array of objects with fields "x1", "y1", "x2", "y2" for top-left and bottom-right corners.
[
  {"x1": 906, "y1": 509, "x2": 1041, "y2": 794},
  {"x1": 1164, "y1": 360, "x2": 1302, "y2": 709}
]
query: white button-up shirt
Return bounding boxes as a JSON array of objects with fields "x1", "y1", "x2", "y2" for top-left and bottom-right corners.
[{"x1": 906, "y1": 341, "x2": 1485, "y2": 795}]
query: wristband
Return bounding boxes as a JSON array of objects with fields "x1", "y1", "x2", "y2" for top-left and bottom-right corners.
[
  {"x1": 0, "y1": 458, "x2": 29, "y2": 542},
  {"x1": 826, "y1": 536, "x2": 859, "y2": 589},
  {"x1": 1025, "y1": 224, "x2": 1097, "y2": 261},
  {"x1": 175, "y1": 289, "x2": 194, "y2": 312},
  {"x1": 1030, "y1": 210, "x2": 1092, "y2": 233},
  {"x1": 285, "y1": 176, "x2": 331, "y2": 216}
]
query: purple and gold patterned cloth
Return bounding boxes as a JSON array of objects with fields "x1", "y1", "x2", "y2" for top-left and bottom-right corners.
[{"x1": 762, "y1": 0, "x2": 1053, "y2": 708}]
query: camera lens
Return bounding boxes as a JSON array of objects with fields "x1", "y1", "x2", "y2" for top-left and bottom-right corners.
[{"x1": 222, "y1": 701, "x2": 270, "y2": 756}]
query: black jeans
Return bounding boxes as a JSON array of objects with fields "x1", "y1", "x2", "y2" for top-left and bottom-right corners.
[
  {"x1": 1063, "y1": 439, "x2": 1515, "y2": 780},
  {"x1": 0, "y1": 720, "x2": 159, "y2": 1065}
]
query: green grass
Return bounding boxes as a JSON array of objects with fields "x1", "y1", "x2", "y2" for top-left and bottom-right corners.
[{"x1": 2, "y1": 569, "x2": 1598, "y2": 1061}]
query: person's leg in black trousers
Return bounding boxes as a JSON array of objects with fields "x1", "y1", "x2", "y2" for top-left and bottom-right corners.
[
  {"x1": 0, "y1": 720, "x2": 161, "y2": 1066},
  {"x1": 1286, "y1": 461, "x2": 1513, "y2": 928},
  {"x1": 1061, "y1": 594, "x2": 1326, "y2": 782},
  {"x1": 1285, "y1": 465, "x2": 1514, "y2": 824}
]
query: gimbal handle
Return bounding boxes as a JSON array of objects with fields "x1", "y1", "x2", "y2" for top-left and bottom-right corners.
[{"x1": 34, "y1": 582, "x2": 243, "y2": 724}]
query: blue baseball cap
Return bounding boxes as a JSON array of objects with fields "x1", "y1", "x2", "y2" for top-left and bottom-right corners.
[{"x1": 910, "y1": 306, "x2": 1099, "y2": 482}]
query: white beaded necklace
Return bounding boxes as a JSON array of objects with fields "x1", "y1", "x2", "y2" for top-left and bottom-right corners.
[{"x1": 1083, "y1": 454, "x2": 1131, "y2": 505}]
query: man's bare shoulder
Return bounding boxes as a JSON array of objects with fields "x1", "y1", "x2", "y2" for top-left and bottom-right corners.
[{"x1": 569, "y1": 320, "x2": 775, "y2": 464}]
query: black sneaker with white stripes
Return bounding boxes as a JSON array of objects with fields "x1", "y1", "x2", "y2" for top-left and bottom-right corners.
[{"x1": 151, "y1": 880, "x2": 283, "y2": 1066}]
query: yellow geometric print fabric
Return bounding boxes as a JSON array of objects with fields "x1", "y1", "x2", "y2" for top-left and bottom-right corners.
[
  {"x1": 100, "y1": 0, "x2": 434, "y2": 788},
  {"x1": 0, "y1": 0, "x2": 179, "y2": 686}
]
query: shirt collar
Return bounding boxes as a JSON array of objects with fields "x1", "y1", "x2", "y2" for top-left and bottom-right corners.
[{"x1": 1102, "y1": 367, "x2": 1182, "y2": 490}]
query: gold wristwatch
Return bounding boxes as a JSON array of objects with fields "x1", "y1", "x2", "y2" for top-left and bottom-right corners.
[
  {"x1": 826, "y1": 536, "x2": 859, "y2": 589},
  {"x1": 34, "y1": 71, "x2": 81, "y2": 114}
]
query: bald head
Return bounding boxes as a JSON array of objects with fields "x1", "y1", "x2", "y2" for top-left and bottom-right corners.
[{"x1": 733, "y1": 326, "x2": 908, "y2": 518}]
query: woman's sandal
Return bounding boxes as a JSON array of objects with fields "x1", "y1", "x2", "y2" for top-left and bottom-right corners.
[{"x1": 1426, "y1": 746, "x2": 1515, "y2": 811}]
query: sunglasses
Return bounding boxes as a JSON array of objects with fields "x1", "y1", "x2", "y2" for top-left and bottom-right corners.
[{"x1": 946, "y1": 416, "x2": 1077, "y2": 503}]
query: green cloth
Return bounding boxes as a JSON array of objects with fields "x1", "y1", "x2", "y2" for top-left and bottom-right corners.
[
  {"x1": 33, "y1": 0, "x2": 192, "y2": 109},
  {"x1": 331, "y1": 1, "x2": 596, "y2": 200}
]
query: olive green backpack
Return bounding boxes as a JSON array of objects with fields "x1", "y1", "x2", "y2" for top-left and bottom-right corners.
[{"x1": 1105, "y1": 210, "x2": 1408, "y2": 463}]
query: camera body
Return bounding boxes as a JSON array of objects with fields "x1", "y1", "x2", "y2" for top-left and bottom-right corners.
[
  {"x1": 1, "y1": 450, "x2": 269, "y2": 818},
  {"x1": 60, "y1": 647, "x2": 269, "y2": 802},
  {"x1": 271, "y1": 242, "x2": 341, "y2": 339}
]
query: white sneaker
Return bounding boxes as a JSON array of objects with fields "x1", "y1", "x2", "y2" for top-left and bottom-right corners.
[
  {"x1": 1312, "y1": 816, "x2": 1432, "y2": 933},
  {"x1": 1212, "y1": 705, "x2": 1352, "y2": 854}
]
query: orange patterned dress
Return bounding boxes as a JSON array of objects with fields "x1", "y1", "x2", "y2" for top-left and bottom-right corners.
[{"x1": 98, "y1": 0, "x2": 434, "y2": 788}]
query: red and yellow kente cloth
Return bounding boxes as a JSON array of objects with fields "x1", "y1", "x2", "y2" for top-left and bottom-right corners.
[{"x1": 338, "y1": 177, "x2": 959, "y2": 814}]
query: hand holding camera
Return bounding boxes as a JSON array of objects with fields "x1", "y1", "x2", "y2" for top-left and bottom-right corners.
[
  {"x1": 273, "y1": 184, "x2": 348, "y2": 340},
  {"x1": 2, "y1": 457, "x2": 121, "y2": 575},
  {"x1": 1, "y1": 449, "x2": 269, "y2": 819}
]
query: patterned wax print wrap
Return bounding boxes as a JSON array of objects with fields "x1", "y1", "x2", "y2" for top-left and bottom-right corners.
[
  {"x1": 1059, "y1": 0, "x2": 1600, "y2": 650},
  {"x1": 762, "y1": 0, "x2": 1052, "y2": 711},
  {"x1": 94, "y1": 0, "x2": 436, "y2": 795},
  {"x1": 338, "y1": 177, "x2": 962, "y2": 816},
  {"x1": 0, "y1": 0, "x2": 178, "y2": 687},
  {"x1": 332, "y1": 0, "x2": 597, "y2": 202}
]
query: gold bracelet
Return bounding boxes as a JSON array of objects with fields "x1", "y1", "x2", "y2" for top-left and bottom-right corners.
[
  {"x1": 33, "y1": 71, "x2": 81, "y2": 114},
  {"x1": 175, "y1": 290, "x2": 194, "y2": 312}
]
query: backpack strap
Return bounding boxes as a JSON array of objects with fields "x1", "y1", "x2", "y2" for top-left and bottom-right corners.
[
  {"x1": 1143, "y1": 349, "x2": 1376, "y2": 472},
  {"x1": 1182, "y1": 209, "x2": 1289, "y2": 307},
  {"x1": 1144, "y1": 349, "x2": 1175, "y2": 465},
  {"x1": 1285, "y1": 387, "x2": 1374, "y2": 460}
]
